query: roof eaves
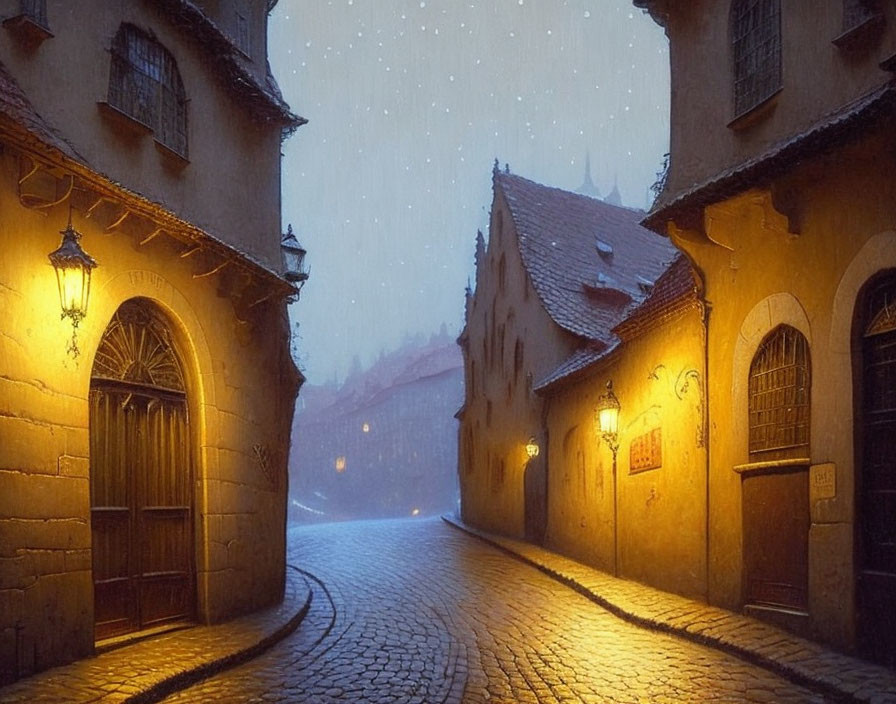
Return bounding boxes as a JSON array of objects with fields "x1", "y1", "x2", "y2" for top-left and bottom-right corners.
[
  {"x1": 644, "y1": 80, "x2": 896, "y2": 233},
  {"x1": 150, "y1": 0, "x2": 306, "y2": 132}
]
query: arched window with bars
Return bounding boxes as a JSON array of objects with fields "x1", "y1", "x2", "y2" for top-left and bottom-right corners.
[
  {"x1": 108, "y1": 24, "x2": 187, "y2": 157},
  {"x1": 748, "y1": 324, "x2": 810, "y2": 455},
  {"x1": 730, "y1": 0, "x2": 782, "y2": 119}
]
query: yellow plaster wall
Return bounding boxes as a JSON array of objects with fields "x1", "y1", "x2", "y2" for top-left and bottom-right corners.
[
  {"x1": 0, "y1": 147, "x2": 293, "y2": 677},
  {"x1": 671, "y1": 130, "x2": 896, "y2": 648},
  {"x1": 544, "y1": 306, "x2": 708, "y2": 598},
  {"x1": 459, "y1": 192, "x2": 580, "y2": 539}
]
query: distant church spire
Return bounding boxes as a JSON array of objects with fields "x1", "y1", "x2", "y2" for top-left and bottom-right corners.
[
  {"x1": 576, "y1": 152, "x2": 601, "y2": 199},
  {"x1": 605, "y1": 172, "x2": 622, "y2": 206}
]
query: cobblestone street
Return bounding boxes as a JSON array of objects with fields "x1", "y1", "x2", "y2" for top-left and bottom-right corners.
[{"x1": 163, "y1": 518, "x2": 834, "y2": 703}]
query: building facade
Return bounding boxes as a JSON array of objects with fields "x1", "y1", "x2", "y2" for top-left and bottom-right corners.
[
  {"x1": 636, "y1": 0, "x2": 896, "y2": 664},
  {"x1": 457, "y1": 165, "x2": 676, "y2": 542},
  {"x1": 0, "y1": 0, "x2": 303, "y2": 682}
]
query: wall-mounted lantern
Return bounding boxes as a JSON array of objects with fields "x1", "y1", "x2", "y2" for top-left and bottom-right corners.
[
  {"x1": 596, "y1": 379, "x2": 621, "y2": 576},
  {"x1": 596, "y1": 380, "x2": 620, "y2": 457},
  {"x1": 281, "y1": 224, "x2": 308, "y2": 289},
  {"x1": 335, "y1": 455, "x2": 346, "y2": 473},
  {"x1": 362, "y1": 422, "x2": 370, "y2": 433},
  {"x1": 525, "y1": 436, "x2": 540, "y2": 459},
  {"x1": 48, "y1": 217, "x2": 97, "y2": 358}
]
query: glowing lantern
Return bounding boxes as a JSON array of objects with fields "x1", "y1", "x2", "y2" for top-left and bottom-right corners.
[
  {"x1": 362, "y1": 422, "x2": 370, "y2": 433},
  {"x1": 525, "y1": 436, "x2": 540, "y2": 459},
  {"x1": 596, "y1": 380, "x2": 620, "y2": 454},
  {"x1": 335, "y1": 456, "x2": 346, "y2": 473},
  {"x1": 48, "y1": 219, "x2": 97, "y2": 357}
]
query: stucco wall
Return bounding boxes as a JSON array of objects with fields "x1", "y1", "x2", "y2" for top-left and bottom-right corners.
[
  {"x1": 661, "y1": 0, "x2": 896, "y2": 200},
  {"x1": 544, "y1": 305, "x2": 707, "y2": 598},
  {"x1": 459, "y1": 190, "x2": 580, "y2": 539},
  {"x1": 670, "y1": 127, "x2": 896, "y2": 648},
  {"x1": 0, "y1": 0, "x2": 284, "y2": 270},
  {"x1": 0, "y1": 147, "x2": 294, "y2": 680}
]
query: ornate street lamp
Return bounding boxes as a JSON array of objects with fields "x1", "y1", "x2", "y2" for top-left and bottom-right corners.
[
  {"x1": 281, "y1": 224, "x2": 308, "y2": 288},
  {"x1": 596, "y1": 380, "x2": 620, "y2": 457},
  {"x1": 596, "y1": 379, "x2": 621, "y2": 575},
  {"x1": 48, "y1": 217, "x2": 97, "y2": 358},
  {"x1": 525, "y1": 436, "x2": 540, "y2": 459}
]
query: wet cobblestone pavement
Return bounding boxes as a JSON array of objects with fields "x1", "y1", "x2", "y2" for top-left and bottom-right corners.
[{"x1": 162, "y1": 518, "x2": 836, "y2": 703}]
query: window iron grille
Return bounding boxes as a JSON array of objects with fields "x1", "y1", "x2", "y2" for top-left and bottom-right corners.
[
  {"x1": 731, "y1": 0, "x2": 782, "y2": 118},
  {"x1": 108, "y1": 24, "x2": 187, "y2": 157},
  {"x1": 748, "y1": 325, "x2": 810, "y2": 454},
  {"x1": 20, "y1": 0, "x2": 47, "y2": 27}
]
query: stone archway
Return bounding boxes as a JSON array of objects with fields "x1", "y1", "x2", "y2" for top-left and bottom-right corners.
[{"x1": 89, "y1": 298, "x2": 195, "y2": 640}]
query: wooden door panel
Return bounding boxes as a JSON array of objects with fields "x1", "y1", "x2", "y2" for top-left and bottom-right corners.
[
  {"x1": 859, "y1": 324, "x2": 896, "y2": 663},
  {"x1": 742, "y1": 469, "x2": 809, "y2": 610}
]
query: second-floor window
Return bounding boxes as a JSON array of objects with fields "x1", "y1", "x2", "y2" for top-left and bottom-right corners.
[
  {"x1": 843, "y1": 0, "x2": 878, "y2": 33},
  {"x1": 20, "y1": 0, "x2": 48, "y2": 27},
  {"x1": 108, "y1": 24, "x2": 187, "y2": 157},
  {"x1": 730, "y1": 0, "x2": 782, "y2": 119}
]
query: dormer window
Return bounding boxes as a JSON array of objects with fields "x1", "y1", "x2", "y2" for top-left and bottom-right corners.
[
  {"x1": 843, "y1": 0, "x2": 879, "y2": 32},
  {"x1": 108, "y1": 24, "x2": 188, "y2": 158},
  {"x1": 596, "y1": 238, "x2": 614, "y2": 260},
  {"x1": 835, "y1": 0, "x2": 884, "y2": 47},
  {"x1": 636, "y1": 275, "x2": 654, "y2": 295},
  {"x1": 20, "y1": 0, "x2": 48, "y2": 27},
  {"x1": 730, "y1": 0, "x2": 782, "y2": 120}
]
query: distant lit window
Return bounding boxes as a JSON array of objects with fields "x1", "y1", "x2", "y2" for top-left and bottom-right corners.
[
  {"x1": 730, "y1": 0, "x2": 782, "y2": 118},
  {"x1": 108, "y1": 24, "x2": 187, "y2": 157},
  {"x1": 748, "y1": 325, "x2": 810, "y2": 454}
]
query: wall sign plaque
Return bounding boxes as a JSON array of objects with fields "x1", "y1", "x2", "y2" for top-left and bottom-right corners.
[{"x1": 630, "y1": 427, "x2": 662, "y2": 474}]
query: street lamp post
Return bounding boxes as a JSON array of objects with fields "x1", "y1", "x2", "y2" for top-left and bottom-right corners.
[{"x1": 596, "y1": 380, "x2": 620, "y2": 575}]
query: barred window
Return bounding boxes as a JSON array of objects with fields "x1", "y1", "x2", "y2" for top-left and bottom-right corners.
[
  {"x1": 20, "y1": 0, "x2": 48, "y2": 27},
  {"x1": 843, "y1": 0, "x2": 878, "y2": 32},
  {"x1": 109, "y1": 24, "x2": 187, "y2": 157},
  {"x1": 748, "y1": 325, "x2": 810, "y2": 454},
  {"x1": 731, "y1": 0, "x2": 782, "y2": 118}
]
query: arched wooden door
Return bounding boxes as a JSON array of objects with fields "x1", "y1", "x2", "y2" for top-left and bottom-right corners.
[
  {"x1": 856, "y1": 273, "x2": 896, "y2": 665},
  {"x1": 90, "y1": 299, "x2": 194, "y2": 640}
]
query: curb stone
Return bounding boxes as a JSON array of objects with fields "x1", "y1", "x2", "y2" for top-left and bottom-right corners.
[{"x1": 442, "y1": 514, "x2": 896, "y2": 704}]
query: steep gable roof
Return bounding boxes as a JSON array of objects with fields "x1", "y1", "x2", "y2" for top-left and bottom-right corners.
[{"x1": 494, "y1": 168, "x2": 676, "y2": 345}]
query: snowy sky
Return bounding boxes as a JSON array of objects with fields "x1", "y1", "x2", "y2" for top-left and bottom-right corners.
[{"x1": 268, "y1": 0, "x2": 670, "y2": 384}]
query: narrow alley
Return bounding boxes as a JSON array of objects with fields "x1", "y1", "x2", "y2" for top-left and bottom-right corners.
[{"x1": 162, "y1": 519, "x2": 833, "y2": 704}]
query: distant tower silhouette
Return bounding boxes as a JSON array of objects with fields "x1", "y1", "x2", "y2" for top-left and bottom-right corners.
[
  {"x1": 605, "y1": 173, "x2": 622, "y2": 206},
  {"x1": 576, "y1": 152, "x2": 601, "y2": 199}
]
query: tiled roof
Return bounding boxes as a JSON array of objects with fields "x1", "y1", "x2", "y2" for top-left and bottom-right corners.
[
  {"x1": 613, "y1": 253, "x2": 700, "y2": 341},
  {"x1": 533, "y1": 343, "x2": 617, "y2": 393},
  {"x1": 0, "y1": 61, "x2": 81, "y2": 161},
  {"x1": 153, "y1": 0, "x2": 306, "y2": 131},
  {"x1": 534, "y1": 254, "x2": 699, "y2": 395},
  {"x1": 495, "y1": 169, "x2": 677, "y2": 344}
]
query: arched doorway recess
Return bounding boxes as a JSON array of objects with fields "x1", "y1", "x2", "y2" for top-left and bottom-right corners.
[
  {"x1": 855, "y1": 271, "x2": 896, "y2": 665},
  {"x1": 89, "y1": 298, "x2": 195, "y2": 640}
]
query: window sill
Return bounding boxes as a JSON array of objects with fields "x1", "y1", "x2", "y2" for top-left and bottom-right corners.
[
  {"x1": 2, "y1": 14, "x2": 53, "y2": 43},
  {"x1": 97, "y1": 101, "x2": 153, "y2": 136},
  {"x1": 727, "y1": 87, "x2": 782, "y2": 131},
  {"x1": 154, "y1": 139, "x2": 190, "y2": 169},
  {"x1": 733, "y1": 457, "x2": 810, "y2": 476},
  {"x1": 832, "y1": 14, "x2": 885, "y2": 50}
]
